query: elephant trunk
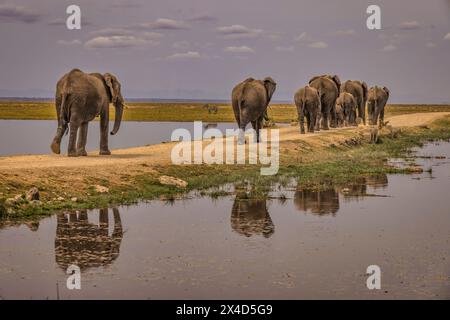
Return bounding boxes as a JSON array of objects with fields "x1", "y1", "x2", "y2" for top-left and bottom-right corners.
[{"x1": 110, "y1": 101, "x2": 124, "y2": 135}]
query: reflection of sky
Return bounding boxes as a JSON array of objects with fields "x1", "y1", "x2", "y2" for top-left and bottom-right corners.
[{"x1": 0, "y1": 0, "x2": 449, "y2": 103}]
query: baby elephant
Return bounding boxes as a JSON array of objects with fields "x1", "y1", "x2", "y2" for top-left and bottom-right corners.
[
  {"x1": 336, "y1": 92, "x2": 357, "y2": 126},
  {"x1": 294, "y1": 85, "x2": 321, "y2": 134}
]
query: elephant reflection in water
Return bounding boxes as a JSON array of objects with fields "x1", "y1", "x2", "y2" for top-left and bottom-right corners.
[
  {"x1": 294, "y1": 189, "x2": 340, "y2": 216},
  {"x1": 230, "y1": 195, "x2": 274, "y2": 238},
  {"x1": 343, "y1": 174, "x2": 388, "y2": 199},
  {"x1": 55, "y1": 208, "x2": 123, "y2": 271}
]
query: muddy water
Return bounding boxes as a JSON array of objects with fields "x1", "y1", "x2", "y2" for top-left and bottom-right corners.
[
  {"x1": 0, "y1": 120, "x2": 240, "y2": 156},
  {"x1": 0, "y1": 143, "x2": 449, "y2": 299}
]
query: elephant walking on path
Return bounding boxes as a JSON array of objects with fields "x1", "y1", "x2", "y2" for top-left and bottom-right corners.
[
  {"x1": 50, "y1": 68, "x2": 125, "y2": 157},
  {"x1": 294, "y1": 85, "x2": 321, "y2": 134},
  {"x1": 232, "y1": 77, "x2": 277, "y2": 144},
  {"x1": 367, "y1": 86, "x2": 390, "y2": 128},
  {"x1": 309, "y1": 74, "x2": 341, "y2": 130},
  {"x1": 341, "y1": 80, "x2": 368, "y2": 125}
]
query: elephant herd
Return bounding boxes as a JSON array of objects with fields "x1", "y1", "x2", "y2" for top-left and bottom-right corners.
[
  {"x1": 232, "y1": 75, "x2": 390, "y2": 142},
  {"x1": 50, "y1": 69, "x2": 390, "y2": 156},
  {"x1": 294, "y1": 75, "x2": 390, "y2": 133}
]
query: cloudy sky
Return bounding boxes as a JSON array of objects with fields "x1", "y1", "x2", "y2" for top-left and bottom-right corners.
[{"x1": 0, "y1": 0, "x2": 449, "y2": 102}]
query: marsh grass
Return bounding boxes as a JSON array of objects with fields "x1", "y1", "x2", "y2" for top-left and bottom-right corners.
[{"x1": 1, "y1": 101, "x2": 450, "y2": 122}]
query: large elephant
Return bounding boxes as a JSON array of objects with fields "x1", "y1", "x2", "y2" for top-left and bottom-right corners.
[
  {"x1": 308, "y1": 74, "x2": 341, "y2": 130},
  {"x1": 231, "y1": 77, "x2": 277, "y2": 144},
  {"x1": 336, "y1": 92, "x2": 357, "y2": 126},
  {"x1": 294, "y1": 85, "x2": 321, "y2": 134},
  {"x1": 367, "y1": 86, "x2": 390, "y2": 128},
  {"x1": 50, "y1": 68, "x2": 125, "y2": 157},
  {"x1": 341, "y1": 80, "x2": 368, "y2": 125}
]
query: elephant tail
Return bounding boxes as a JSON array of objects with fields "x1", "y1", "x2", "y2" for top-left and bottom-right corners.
[
  {"x1": 302, "y1": 86, "x2": 307, "y2": 112},
  {"x1": 59, "y1": 93, "x2": 70, "y2": 135}
]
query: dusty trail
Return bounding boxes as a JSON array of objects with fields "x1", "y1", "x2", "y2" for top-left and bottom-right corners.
[{"x1": 0, "y1": 112, "x2": 448, "y2": 173}]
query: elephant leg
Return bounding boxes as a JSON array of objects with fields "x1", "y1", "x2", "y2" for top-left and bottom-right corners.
[
  {"x1": 250, "y1": 120, "x2": 261, "y2": 143},
  {"x1": 330, "y1": 105, "x2": 337, "y2": 128},
  {"x1": 306, "y1": 112, "x2": 311, "y2": 133},
  {"x1": 322, "y1": 111, "x2": 329, "y2": 130},
  {"x1": 315, "y1": 112, "x2": 321, "y2": 131},
  {"x1": 238, "y1": 122, "x2": 247, "y2": 145},
  {"x1": 360, "y1": 102, "x2": 366, "y2": 125},
  {"x1": 51, "y1": 124, "x2": 68, "y2": 155},
  {"x1": 67, "y1": 122, "x2": 79, "y2": 157},
  {"x1": 99, "y1": 208, "x2": 109, "y2": 236},
  {"x1": 76, "y1": 122, "x2": 88, "y2": 156},
  {"x1": 379, "y1": 109, "x2": 385, "y2": 129},
  {"x1": 298, "y1": 106, "x2": 305, "y2": 134},
  {"x1": 309, "y1": 112, "x2": 316, "y2": 133},
  {"x1": 99, "y1": 106, "x2": 111, "y2": 155}
]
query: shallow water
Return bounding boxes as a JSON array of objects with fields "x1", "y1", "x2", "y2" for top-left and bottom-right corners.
[
  {"x1": 0, "y1": 120, "x2": 240, "y2": 156},
  {"x1": 0, "y1": 143, "x2": 449, "y2": 299}
]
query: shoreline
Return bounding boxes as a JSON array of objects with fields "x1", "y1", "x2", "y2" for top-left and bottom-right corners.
[{"x1": 1, "y1": 112, "x2": 450, "y2": 219}]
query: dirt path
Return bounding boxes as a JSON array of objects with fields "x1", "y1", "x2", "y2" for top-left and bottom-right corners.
[{"x1": 0, "y1": 112, "x2": 449, "y2": 172}]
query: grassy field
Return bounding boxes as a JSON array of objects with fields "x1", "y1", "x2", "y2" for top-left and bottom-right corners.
[{"x1": 1, "y1": 100, "x2": 450, "y2": 123}]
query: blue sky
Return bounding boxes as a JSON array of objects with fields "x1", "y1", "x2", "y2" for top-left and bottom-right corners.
[{"x1": 0, "y1": 0, "x2": 449, "y2": 102}]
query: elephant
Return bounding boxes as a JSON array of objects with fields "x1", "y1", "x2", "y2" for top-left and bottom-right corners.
[
  {"x1": 335, "y1": 103, "x2": 345, "y2": 127},
  {"x1": 294, "y1": 85, "x2": 321, "y2": 134},
  {"x1": 294, "y1": 188, "x2": 340, "y2": 216},
  {"x1": 367, "y1": 86, "x2": 390, "y2": 128},
  {"x1": 50, "y1": 68, "x2": 125, "y2": 157},
  {"x1": 336, "y1": 92, "x2": 357, "y2": 126},
  {"x1": 308, "y1": 74, "x2": 341, "y2": 130},
  {"x1": 230, "y1": 194, "x2": 274, "y2": 238},
  {"x1": 231, "y1": 77, "x2": 277, "y2": 144},
  {"x1": 341, "y1": 80, "x2": 368, "y2": 125},
  {"x1": 54, "y1": 208, "x2": 123, "y2": 271}
]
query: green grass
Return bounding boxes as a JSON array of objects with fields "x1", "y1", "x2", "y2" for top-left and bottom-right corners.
[{"x1": 1, "y1": 100, "x2": 450, "y2": 123}]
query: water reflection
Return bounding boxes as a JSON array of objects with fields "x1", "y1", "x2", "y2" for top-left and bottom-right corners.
[
  {"x1": 342, "y1": 174, "x2": 388, "y2": 200},
  {"x1": 54, "y1": 208, "x2": 123, "y2": 271},
  {"x1": 294, "y1": 189, "x2": 339, "y2": 216},
  {"x1": 230, "y1": 194, "x2": 274, "y2": 238},
  {"x1": 294, "y1": 174, "x2": 388, "y2": 215}
]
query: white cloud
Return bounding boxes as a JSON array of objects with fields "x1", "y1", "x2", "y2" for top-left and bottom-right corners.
[
  {"x1": 189, "y1": 14, "x2": 217, "y2": 22},
  {"x1": 275, "y1": 46, "x2": 294, "y2": 52},
  {"x1": 172, "y1": 40, "x2": 190, "y2": 49},
  {"x1": 166, "y1": 51, "x2": 202, "y2": 60},
  {"x1": 426, "y1": 42, "x2": 436, "y2": 48},
  {"x1": 399, "y1": 21, "x2": 420, "y2": 30},
  {"x1": 149, "y1": 18, "x2": 188, "y2": 30},
  {"x1": 224, "y1": 46, "x2": 255, "y2": 53},
  {"x1": 85, "y1": 35, "x2": 157, "y2": 48},
  {"x1": 331, "y1": 29, "x2": 356, "y2": 36},
  {"x1": 57, "y1": 39, "x2": 82, "y2": 46},
  {"x1": 444, "y1": 33, "x2": 450, "y2": 40},
  {"x1": 217, "y1": 25, "x2": 262, "y2": 40},
  {"x1": 91, "y1": 28, "x2": 134, "y2": 37},
  {"x1": 294, "y1": 32, "x2": 312, "y2": 42},
  {"x1": 379, "y1": 33, "x2": 404, "y2": 44},
  {"x1": 308, "y1": 41, "x2": 328, "y2": 49},
  {"x1": 381, "y1": 44, "x2": 397, "y2": 52},
  {"x1": 0, "y1": 4, "x2": 41, "y2": 23}
]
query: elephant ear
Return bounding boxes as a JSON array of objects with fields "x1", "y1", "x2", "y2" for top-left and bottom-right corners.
[
  {"x1": 362, "y1": 81, "x2": 368, "y2": 100},
  {"x1": 263, "y1": 77, "x2": 276, "y2": 102},
  {"x1": 383, "y1": 86, "x2": 390, "y2": 99},
  {"x1": 103, "y1": 73, "x2": 117, "y2": 103},
  {"x1": 330, "y1": 75, "x2": 341, "y2": 92}
]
